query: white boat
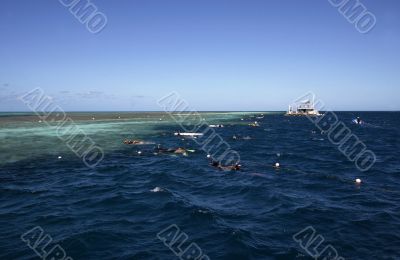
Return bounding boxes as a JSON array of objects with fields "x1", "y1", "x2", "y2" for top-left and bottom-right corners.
[
  {"x1": 174, "y1": 132, "x2": 203, "y2": 136},
  {"x1": 286, "y1": 98, "x2": 322, "y2": 116}
]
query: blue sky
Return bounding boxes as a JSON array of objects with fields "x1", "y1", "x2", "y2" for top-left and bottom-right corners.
[{"x1": 0, "y1": 0, "x2": 399, "y2": 111}]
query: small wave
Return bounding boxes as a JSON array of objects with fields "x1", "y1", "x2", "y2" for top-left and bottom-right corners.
[
  {"x1": 196, "y1": 209, "x2": 210, "y2": 215},
  {"x1": 150, "y1": 187, "x2": 164, "y2": 193},
  {"x1": 312, "y1": 138, "x2": 324, "y2": 141}
]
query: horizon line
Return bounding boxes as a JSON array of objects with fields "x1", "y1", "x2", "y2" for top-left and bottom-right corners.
[{"x1": 1, "y1": 110, "x2": 399, "y2": 113}]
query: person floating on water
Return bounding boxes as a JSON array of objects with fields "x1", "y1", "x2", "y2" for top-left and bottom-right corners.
[
  {"x1": 210, "y1": 160, "x2": 241, "y2": 171},
  {"x1": 249, "y1": 121, "x2": 260, "y2": 127},
  {"x1": 124, "y1": 139, "x2": 144, "y2": 145},
  {"x1": 173, "y1": 147, "x2": 187, "y2": 154},
  {"x1": 154, "y1": 145, "x2": 188, "y2": 155},
  {"x1": 211, "y1": 160, "x2": 220, "y2": 167}
]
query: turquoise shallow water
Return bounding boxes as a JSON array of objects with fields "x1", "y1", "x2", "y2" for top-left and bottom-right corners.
[
  {"x1": 0, "y1": 112, "x2": 258, "y2": 164},
  {"x1": 0, "y1": 112, "x2": 399, "y2": 259}
]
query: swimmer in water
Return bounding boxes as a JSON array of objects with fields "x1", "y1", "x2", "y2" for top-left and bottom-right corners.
[
  {"x1": 210, "y1": 160, "x2": 220, "y2": 167},
  {"x1": 155, "y1": 145, "x2": 187, "y2": 154},
  {"x1": 124, "y1": 140, "x2": 144, "y2": 145},
  {"x1": 174, "y1": 147, "x2": 187, "y2": 154},
  {"x1": 356, "y1": 117, "x2": 362, "y2": 124},
  {"x1": 249, "y1": 121, "x2": 260, "y2": 127},
  {"x1": 219, "y1": 163, "x2": 241, "y2": 171},
  {"x1": 210, "y1": 161, "x2": 241, "y2": 171},
  {"x1": 232, "y1": 164, "x2": 241, "y2": 171}
]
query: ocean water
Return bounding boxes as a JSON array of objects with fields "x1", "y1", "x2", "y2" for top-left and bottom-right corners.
[{"x1": 0, "y1": 112, "x2": 399, "y2": 259}]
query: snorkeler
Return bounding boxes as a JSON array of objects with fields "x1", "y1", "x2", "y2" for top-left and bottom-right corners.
[
  {"x1": 124, "y1": 140, "x2": 144, "y2": 145},
  {"x1": 249, "y1": 121, "x2": 260, "y2": 127},
  {"x1": 174, "y1": 148, "x2": 187, "y2": 154},
  {"x1": 154, "y1": 145, "x2": 187, "y2": 154},
  {"x1": 232, "y1": 164, "x2": 241, "y2": 171},
  {"x1": 210, "y1": 161, "x2": 241, "y2": 171},
  {"x1": 219, "y1": 163, "x2": 241, "y2": 171},
  {"x1": 210, "y1": 160, "x2": 220, "y2": 167}
]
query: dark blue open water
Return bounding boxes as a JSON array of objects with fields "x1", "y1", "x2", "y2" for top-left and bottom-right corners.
[{"x1": 0, "y1": 112, "x2": 399, "y2": 259}]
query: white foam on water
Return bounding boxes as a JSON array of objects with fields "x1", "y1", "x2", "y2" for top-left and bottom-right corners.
[{"x1": 150, "y1": 187, "x2": 163, "y2": 193}]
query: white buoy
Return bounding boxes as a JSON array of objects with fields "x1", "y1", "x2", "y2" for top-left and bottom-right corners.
[
  {"x1": 355, "y1": 178, "x2": 362, "y2": 184},
  {"x1": 58, "y1": 156, "x2": 62, "y2": 159},
  {"x1": 275, "y1": 162, "x2": 280, "y2": 168},
  {"x1": 138, "y1": 151, "x2": 142, "y2": 155},
  {"x1": 207, "y1": 154, "x2": 211, "y2": 158}
]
